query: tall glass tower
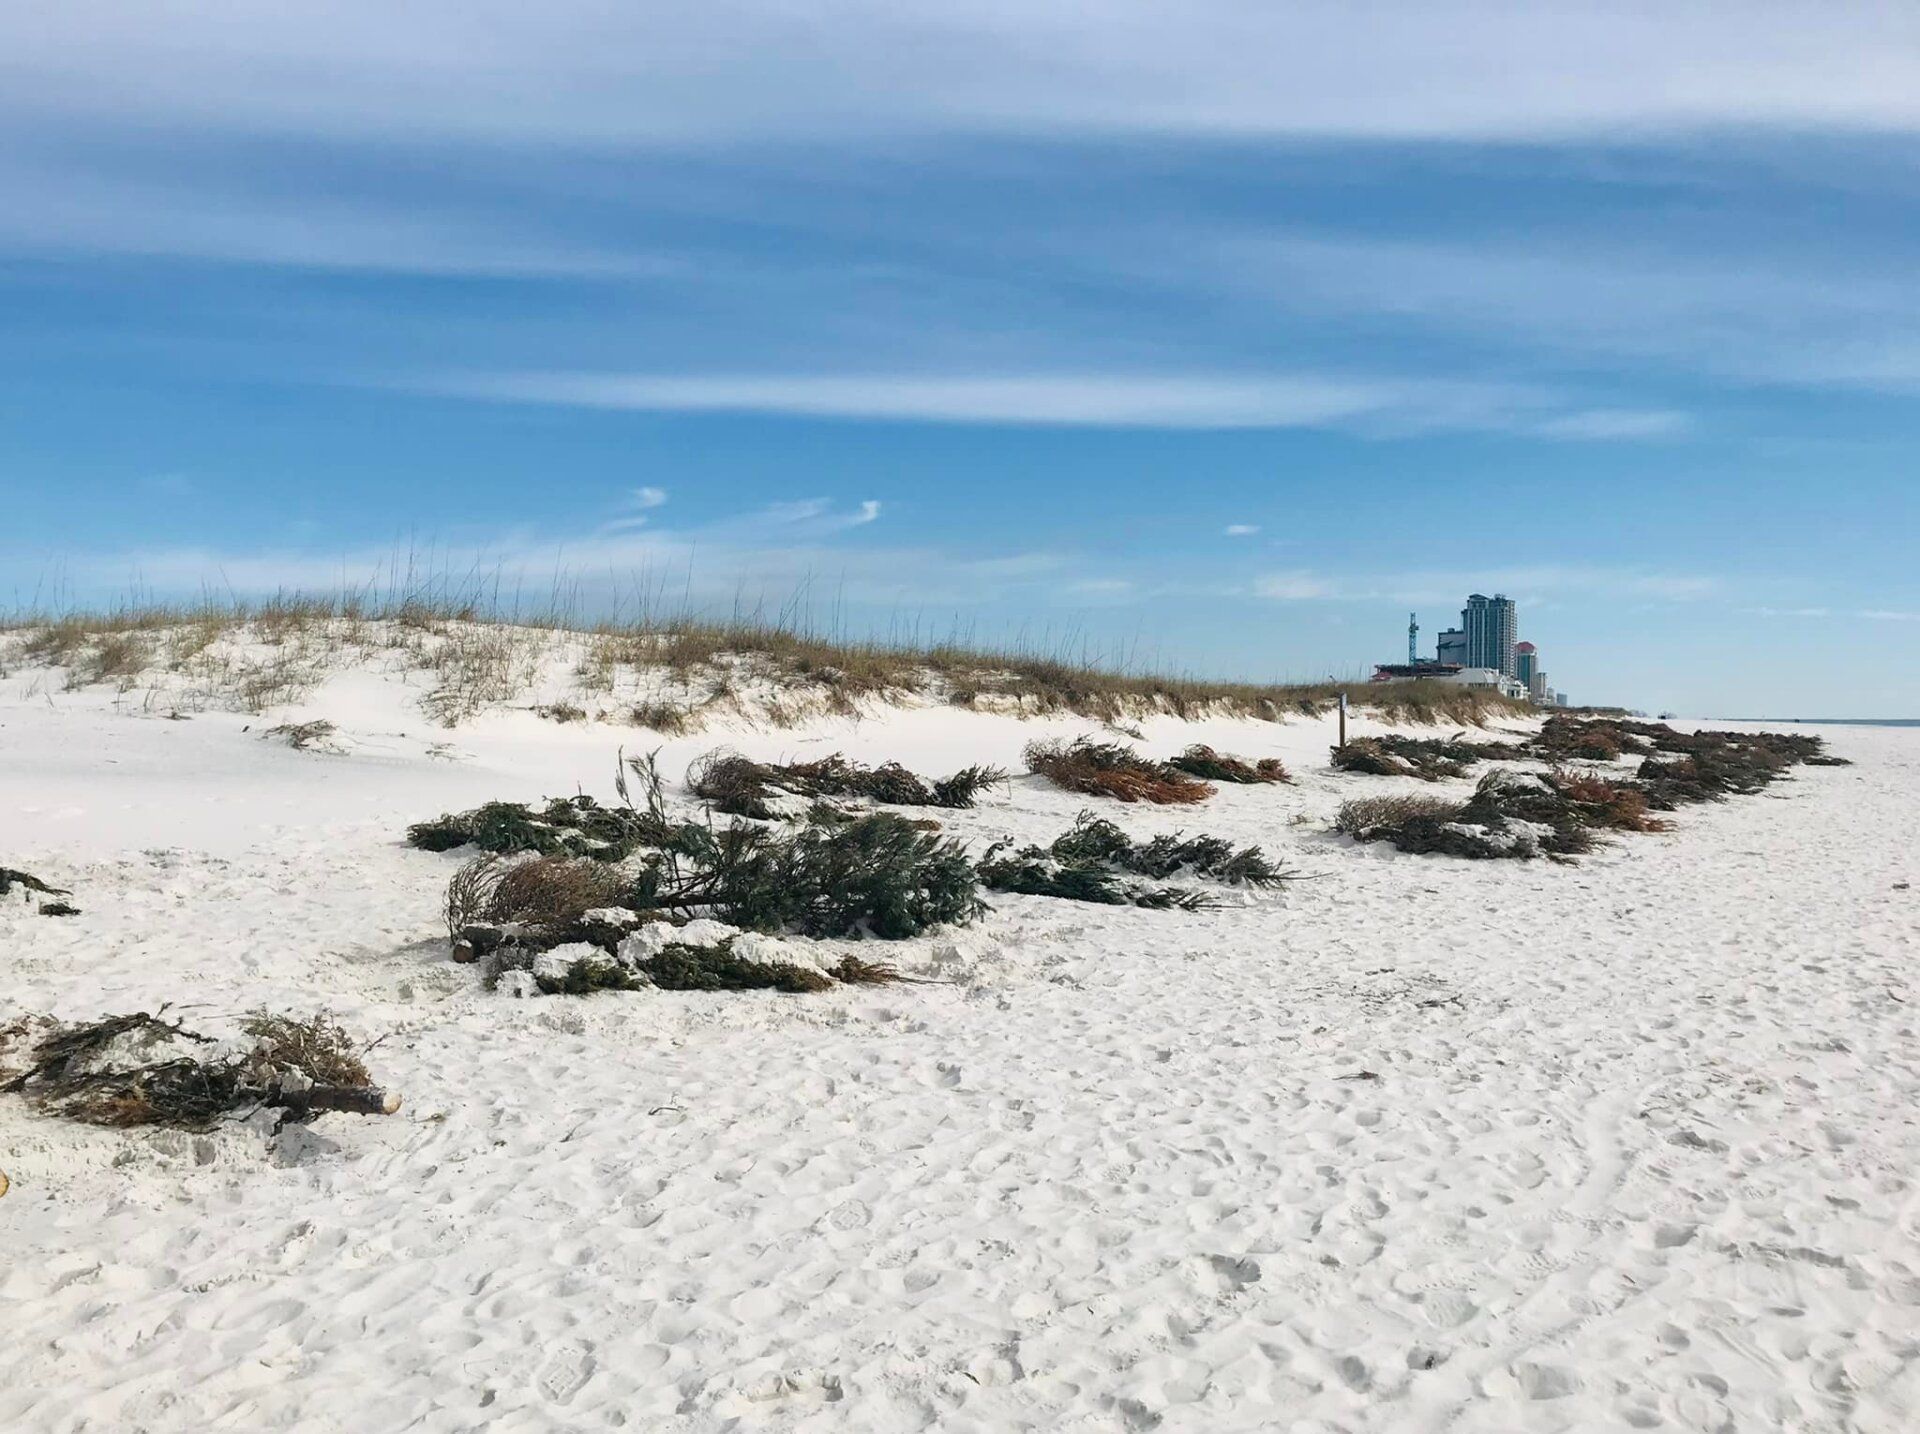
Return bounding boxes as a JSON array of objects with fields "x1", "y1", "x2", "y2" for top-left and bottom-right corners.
[{"x1": 1463, "y1": 593, "x2": 1518, "y2": 677}]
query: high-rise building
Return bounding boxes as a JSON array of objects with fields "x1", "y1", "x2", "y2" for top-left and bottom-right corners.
[
  {"x1": 1515, "y1": 642, "x2": 1550, "y2": 702},
  {"x1": 1462, "y1": 593, "x2": 1517, "y2": 677},
  {"x1": 1514, "y1": 641, "x2": 1537, "y2": 689},
  {"x1": 1435, "y1": 627, "x2": 1468, "y2": 665}
]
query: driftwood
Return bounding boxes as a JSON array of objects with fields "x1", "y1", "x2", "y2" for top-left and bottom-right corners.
[{"x1": 253, "y1": 1078, "x2": 402, "y2": 1117}]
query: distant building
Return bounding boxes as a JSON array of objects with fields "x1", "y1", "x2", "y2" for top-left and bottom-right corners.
[
  {"x1": 1438, "y1": 666, "x2": 1529, "y2": 700},
  {"x1": 1554, "y1": 691, "x2": 1569, "y2": 707},
  {"x1": 1463, "y1": 593, "x2": 1517, "y2": 677},
  {"x1": 1515, "y1": 643, "x2": 1555, "y2": 703},
  {"x1": 1435, "y1": 627, "x2": 1468, "y2": 665}
]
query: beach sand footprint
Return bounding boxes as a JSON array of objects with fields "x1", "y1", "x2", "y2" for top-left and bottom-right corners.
[{"x1": 536, "y1": 1342, "x2": 596, "y2": 1406}]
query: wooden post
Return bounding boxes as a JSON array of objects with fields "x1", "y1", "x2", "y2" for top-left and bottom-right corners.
[{"x1": 1337, "y1": 690, "x2": 1348, "y2": 747}]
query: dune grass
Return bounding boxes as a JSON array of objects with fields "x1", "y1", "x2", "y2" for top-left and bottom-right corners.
[{"x1": 2, "y1": 591, "x2": 1530, "y2": 728}]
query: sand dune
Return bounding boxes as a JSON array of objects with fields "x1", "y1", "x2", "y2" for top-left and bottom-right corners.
[{"x1": 3, "y1": 666, "x2": 1915, "y2": 1432}]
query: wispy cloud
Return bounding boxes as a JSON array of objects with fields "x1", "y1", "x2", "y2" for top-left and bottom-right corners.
[
  {"x1": 1223, "y1": 524, "x2": 1260, "y2": 537},
  {"x1": 752, "y1": 498, "x2": 883, "y2": 533},
  {"x1": 1212, "y1": 227, "x2": 1920, "y2": 394},
  {"x1": 1255, "y1": 565, "x2": 1719, "y2": 606},
  {"x1": 435, "y1": 369, "x2": 1686, "y2": 439},
  {"x1": 1531, "y1": 409, "x2": 1692, "y2": 440},
  {"x1": 1751, "y1": 605, "x2": 1920, "y2": 622},
  {"x1": 1062, "y1": 577, "x2": 1136, "y2": 603},
  {"x1": 53, "y1": 523, "x2": 1058, "y2": 616},
  {"x1": 1253, "y1": 571, "x2": 1333, "y2": 600},
  {"x1": 597, "y1": 484, "x2": 673, "y2": 535},
  {"x1": 0, "y1": 152, "x2": 677, "y2": 279},
  {"x1": 4, "y1": 4, "x2": 1917, "y2": 147}
]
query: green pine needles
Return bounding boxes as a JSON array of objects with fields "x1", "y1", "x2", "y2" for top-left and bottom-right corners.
[
  {"x1": 686, "y1": 749, "x2": 1005, "y2": 820},
  {"x1": 979, "y1": 812, "x2": 1297, "y2": 910}
]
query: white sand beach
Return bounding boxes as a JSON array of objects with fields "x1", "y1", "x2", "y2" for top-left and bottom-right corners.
[{"x1": 3, "y1": 653, "x2": 1916, "y2": 1433}]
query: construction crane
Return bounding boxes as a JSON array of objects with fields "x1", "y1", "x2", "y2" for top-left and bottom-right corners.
[{"x1": 1408, "y1": 612, "x2": 1419, "y2": 664}]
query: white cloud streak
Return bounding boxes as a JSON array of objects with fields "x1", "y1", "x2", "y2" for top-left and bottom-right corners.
[
  {"x1": 1253, "y1": 571, "x2": 1332, "y2": 600},
  {"x1": 1751, "y1": 605, "x2": 1920, "y2": 623},
  {"x1": 0, "y1": 153, "x2": 678, "y2": 279},
  {"x1": 752, "y1": 498, "x2": 883, "y2": 533},
  {"x1": 1255, "y1": 565, "x2": 1719, "y2": 606},
  {"x1": 51, "y1": 527, "x2": 1063, "y2": 615},
  {"x1": 435, "y1": 369, "x2": 1684, "y2": 438},
  {"x1": 1216, "y1": 229, "x2": 1920, "y2": 393},
  {"x1": 5, "y1": 4, "x2": 1918, "y2": 146}
]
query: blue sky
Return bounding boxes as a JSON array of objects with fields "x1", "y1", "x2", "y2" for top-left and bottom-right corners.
[{"x1": 3, "y1": 3, "x2": 1919, "y2": 715}]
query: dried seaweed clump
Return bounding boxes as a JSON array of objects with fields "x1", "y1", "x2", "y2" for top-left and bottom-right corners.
[
  {"x1": 979, "y1": 812, "x2": 1296, "y2": 909},
  {"x1": 686, "y1": 749, "x2": 1005, "y2": 820},
  {"x1": 1167, "y1": 745, "x2": 1289, "y2": 784},
  {"x1": 1, "y1": 1010, "x2": 395, "y2": 1129},
  {"x1": 1024, "y1": 739, "x2": 1213, "y2": 805}
]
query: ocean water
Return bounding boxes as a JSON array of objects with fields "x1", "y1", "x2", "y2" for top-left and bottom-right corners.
[{"x1": 1738, "y1": 718, "x2": 1920, "y2": 728}]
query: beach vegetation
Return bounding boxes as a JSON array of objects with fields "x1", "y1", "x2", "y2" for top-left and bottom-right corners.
[
  {"x1": 1166, "y1": 745, "x2": 1289, "y2": 784},
  {"x1": 979, "y1": 811, "x2": 1295, "y2": 908},
  {"x1": 1, "y1": 1010, "x2": 395, "y2": 1129},
  {"x1": 2, "y1": 590, "x2": 1529, "y2": 729},
  {"x1": 1024, "y1": 738, "x2": 1213, "y2": 805},
  {"x1": 686, "y1": 749, "x2": 1004, "y2": 820},
  {"x1": 640, "y1": 938, "x2": 834, "y2": 993}
]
